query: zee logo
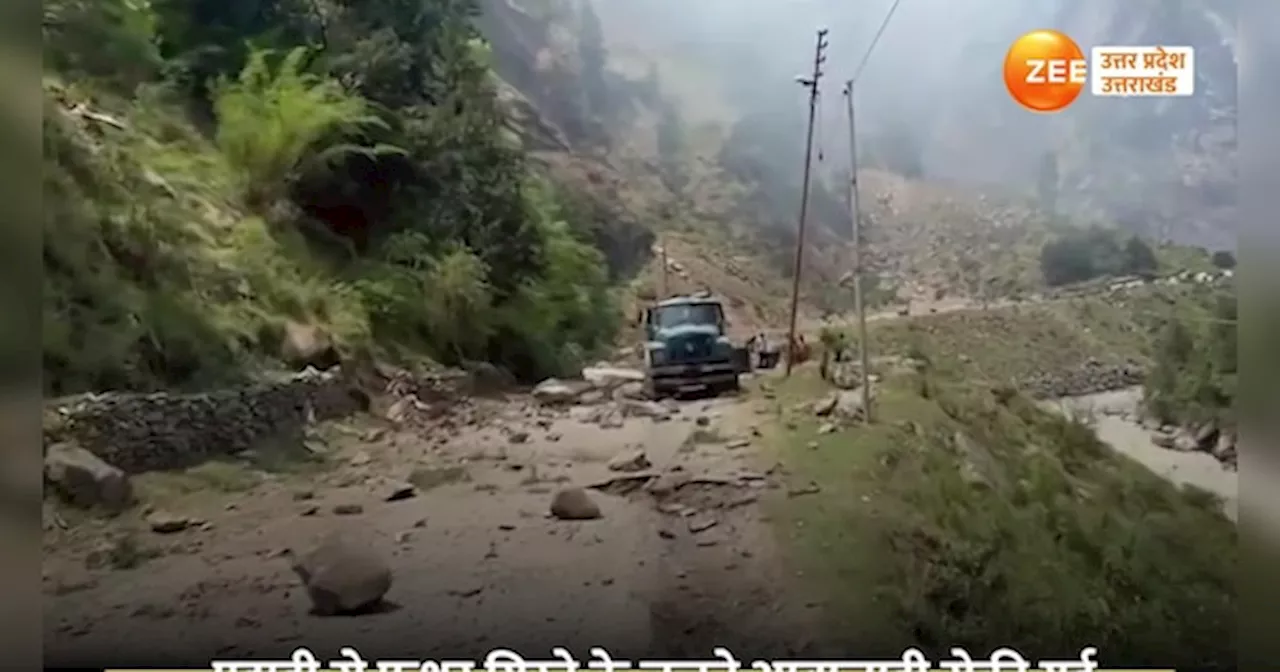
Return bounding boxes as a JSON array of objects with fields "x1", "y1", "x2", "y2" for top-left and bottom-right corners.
[{"x1": 1003, "y1": 30, "x2": 1087, "y2": 112}]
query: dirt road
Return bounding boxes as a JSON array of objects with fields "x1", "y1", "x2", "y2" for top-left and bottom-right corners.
[{"x1": 43, "y1": 382, "x2": 822, "y2": 666}]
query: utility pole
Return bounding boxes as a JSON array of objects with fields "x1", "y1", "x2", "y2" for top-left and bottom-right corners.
[
  {"x1": 784, "y1": 28, "x2": 829, "y2": 377},
  {"x1": 659, "y1": 234, "x2": 670, "y2": 297},
  {"x1": 842, "y1": 80, "x2": 872, "y2": 422}
]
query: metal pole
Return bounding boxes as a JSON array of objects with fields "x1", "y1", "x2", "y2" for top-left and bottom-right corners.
[
  {"x1": 842, "y1": 80, "x2": 872, "y2": 421},
  {"x1": 785, "y1": 28, "x2": 829, "y2": 377}
]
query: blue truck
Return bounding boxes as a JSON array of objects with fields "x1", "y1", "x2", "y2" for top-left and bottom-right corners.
[{"x1": 641, "y1": 292, "x2": 749, "y2": 398}]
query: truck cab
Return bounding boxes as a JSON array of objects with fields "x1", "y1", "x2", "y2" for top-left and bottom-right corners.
[{"x1": 642, "y1": 293, "x2": 745, "y2": 398}]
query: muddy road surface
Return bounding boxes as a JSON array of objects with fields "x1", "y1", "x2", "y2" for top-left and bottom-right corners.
[{"x1": 44, "y1": 381, "x2": 823, "y2": 666}]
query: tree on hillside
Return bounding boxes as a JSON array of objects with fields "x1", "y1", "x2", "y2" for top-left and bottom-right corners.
[
  {"x1": 1211, "y1": 250, "x2": 1236, "y2": 269},
  {"x1": 44, "y1": 0, "x2": 630, "y2": 388},
  {"x1": 1037, "y1": 151, "x2": 1059, "y2": 214},
  {"x1": 1039, "y1": 234, "x2": 1098, "y2": 287},
  {"x1": 1040, "y1": 228, "x2": 1160, "y2": 286},
  {"x1": 1122, "y1": 235, "x2": 1158, "y2": 276}
]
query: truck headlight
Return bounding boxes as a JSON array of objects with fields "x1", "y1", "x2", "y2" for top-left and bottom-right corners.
[{"x1": 648, "y1": 346, "x2": 667, "y2": 365}]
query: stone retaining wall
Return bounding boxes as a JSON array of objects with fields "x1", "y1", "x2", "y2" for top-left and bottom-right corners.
[
  {"x1": 43, "y1": 368, "x2": 369, "y2": 473},
  {"x1": 1020, "y1": 361, "x2": 1146, "y2": 400}
]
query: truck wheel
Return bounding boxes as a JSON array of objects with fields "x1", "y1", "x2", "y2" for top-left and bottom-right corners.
[
  {"x1": 644, "y1": 380, "x2": 665, "y2": 400},
  {"x1": 723, "y1": 376, "x2": 741, "y2": 395}
]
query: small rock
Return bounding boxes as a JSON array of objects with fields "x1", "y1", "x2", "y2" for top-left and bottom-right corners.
[
  {"x1": 726, "y1": 439, "x2": 751, "y2": 450},
  {"x1": 1151, "y1": 431, "x2": 1176, "y2": 449},
  {"x1": 812, "y1": 395, "x2": 838, "y2": 417},
  {"x1": 608, "y1": 449, "x2": 651, "y2": 472},
  {"x1": 349, "y1": 452, "x2": 372, "y2": 466},
  {"x1": 1172, "y1": 429, "x2": 1200, "y2": 452},
  {"x1": 333, "y1": 504, "x2": 364, "y2": 516},
  {"x1": 385, "y1": 485, "x2": 416, "y2": 502},
  {"x1": 817, "y1": 423, "x2": 836, "y2": 435},
  {"x1": 549, "y1": 488, "x2": 602, "y2": 520},
  {"x1": 508, "y1": 431, "x2": 530, "y2": 444},
  {"x1": 408, "y1": 465, "x2": 470, "y2": 491},
  {"x1": 147, "y1": 513, "x2": 191, "y2": 535},
  {"x1": 449, "y1": 584, "x2": 485, "y2": 598},
  {"x1": 807, "y1": 441, "x2": 819, "y2": 449},
  {"x1": 292, "y1": 490, "x2": 316, "y2": 501},
  {"x1": 687, "y1": 517, "x2": 718, "y2": 533},
  {"x1": 644, "y1": 471, "x2": 691, "y2": 496},
  {"x1": 695, "y1": 416, "x2": 710, "y2": 427},
  {"x1": 787, "y1": 482, "x2": 821, "y2": 497},
  {"x1": 300, "y1": 506, "x2": 319, "y2": 516},
  {"x1": 1194, "y1": 422, "x2": 1219, "y2": 451},
  {"x1": 619, "y1": 399, "x2": 671, "y2": 420}
]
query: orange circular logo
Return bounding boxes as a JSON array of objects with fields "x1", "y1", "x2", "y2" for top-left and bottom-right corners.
[{"x1": 1004, "y1": 30, "x2": 1086, "y2": 112}]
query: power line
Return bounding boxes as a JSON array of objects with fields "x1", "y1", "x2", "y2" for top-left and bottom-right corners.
[{"x1": 852, "y1": 0, "x2": 905, "y2": 83}]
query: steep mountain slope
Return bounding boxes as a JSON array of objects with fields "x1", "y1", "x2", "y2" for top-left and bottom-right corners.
[{"x1": 568, "y1": 0, "x2": 1236, "y2": 300}]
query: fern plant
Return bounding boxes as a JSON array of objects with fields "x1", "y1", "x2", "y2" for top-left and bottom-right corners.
[{"x1": 212, "y1": 46, "x2": 404, "y2": 210}]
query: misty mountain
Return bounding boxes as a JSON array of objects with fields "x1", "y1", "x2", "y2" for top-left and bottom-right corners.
[{"x1": 585, "y1": 0, "x2": 1238, "y2": 250}]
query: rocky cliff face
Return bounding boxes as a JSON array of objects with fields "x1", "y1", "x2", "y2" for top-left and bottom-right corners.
[{"x1": 478, "y1": 0, "x2": 659, "y2": 279}]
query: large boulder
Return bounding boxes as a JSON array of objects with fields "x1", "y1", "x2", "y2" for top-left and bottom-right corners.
[
  {"x1": 290, "y1": 534, "x2": 392, "y2": 615},
  {"x1": 532, "y1": 378, "x2": 589, "y2": 405},
  {"x1": 582, "y1": 367, "x2": 645, "y2": 391},
  {"x1": 44, "y1": 442, "x2": 132, "y2": 512},
  {"x1": 280, "y1": 321, "x2": 339, "y2": 370},
  {"x1": 550, "y1": 487, "x2": 602, "y2": 520},
  {"x1": 834, "y1": 388, "x2": 874, "y2": 420}
]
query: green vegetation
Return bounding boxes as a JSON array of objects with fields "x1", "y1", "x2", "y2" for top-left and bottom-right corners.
[
  {"x1": 1143, "y1": 284, "x2": 1237, "y2": 427},
  {"x1": 829, "y1": 294, "x2": 1159, "y2": 387},
  {"x1": 43, "y1": 0, "x2": 631, "y2": 395},
  {"x1": 1038, "y1": 227, "x2": 1159, "y2": 287},
  {"x1": 760, "y1": 365, "x2": 1234, "y2": 669}
]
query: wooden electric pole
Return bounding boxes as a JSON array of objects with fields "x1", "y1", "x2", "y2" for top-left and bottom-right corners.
[
  {"x1": 842, "y1": 80, "x2": 872, "y2": 422},
  {"x1": 784, "y1": 28, "x2": 829, "y2": 377}
]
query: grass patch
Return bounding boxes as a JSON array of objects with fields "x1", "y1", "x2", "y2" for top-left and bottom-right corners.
[
  {"x1": 761, "y1": 366, "x2": 1235, "y2": 669},
  {"x1": 131, "y1": 431, "x2": 330, "y2": 506},
  {"x1": 848, "y1": 286, "x2": 1208, "y2": 386}
]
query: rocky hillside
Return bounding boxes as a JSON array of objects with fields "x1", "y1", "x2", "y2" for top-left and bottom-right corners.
[{"x1": 559, "y1": 0, "x2": 1237, "y2": 308}]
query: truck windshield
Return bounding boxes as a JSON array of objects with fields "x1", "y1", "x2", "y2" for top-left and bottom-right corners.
[{"x1": 651, "y1": 303, "x2": 723, "y2": 330}]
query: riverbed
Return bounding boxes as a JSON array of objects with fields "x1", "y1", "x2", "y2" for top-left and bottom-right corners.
[{"x1": 1043, "y1": 387, "x2": 1238, "y2": 521}]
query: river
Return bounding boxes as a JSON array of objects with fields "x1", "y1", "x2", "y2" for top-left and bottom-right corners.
[{"x1": 1043, "y1": 387, "x2": 1238, "y2": 521}]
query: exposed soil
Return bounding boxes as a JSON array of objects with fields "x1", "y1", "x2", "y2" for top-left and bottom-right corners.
[{"x1": 43, "y1": 380, "x2": 825, "y2": 666}]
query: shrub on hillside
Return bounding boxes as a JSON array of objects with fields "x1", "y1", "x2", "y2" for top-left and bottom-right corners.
[
  {"x1": 43, "y1": 0, "x2": 629, "y2": 393},
  {"x1": 1144, "y1": 288, "x2": 1236, "y2": 425},
  {"x1": 1211, "y1": 250, "x2": 1236, "y2": 269}
]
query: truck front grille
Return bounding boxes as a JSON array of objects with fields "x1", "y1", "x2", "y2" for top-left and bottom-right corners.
[{"x1": 668, "y1": 333, "x2": 714, "y2": 362}]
